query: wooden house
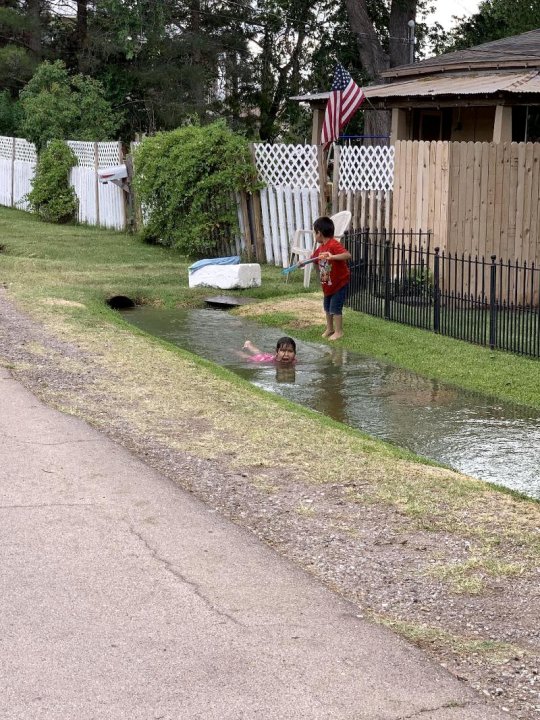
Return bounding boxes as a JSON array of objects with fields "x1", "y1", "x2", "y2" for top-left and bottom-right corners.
[{"x1": 293, "y1": 29, "x2": 540, "y2": 145}]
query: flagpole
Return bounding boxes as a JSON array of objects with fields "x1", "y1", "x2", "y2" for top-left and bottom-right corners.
[
  {"x1": 319, "y1": 62, "x2": 365, "y2": 214},
  {"x1": 331, "y1": 144, "x2": 340, "y2": 215},
  {"x1": 317, "y1": 145, "x2": 328, "y2": 215}
]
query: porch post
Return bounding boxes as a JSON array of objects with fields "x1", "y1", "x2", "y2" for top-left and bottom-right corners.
[
  {"x1": 493, "y1": 105, "x2": 512, "y2": 143},
  {"x1": 311, "y1": 106, "x2": 325, "y2": 145},
  {"x1": 390, "y1": 108, "x2": 408, "y2": 144}
]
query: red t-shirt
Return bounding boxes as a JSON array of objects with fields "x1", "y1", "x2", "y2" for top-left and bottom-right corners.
[{"x1": 312, "y1": 238, "x2": 350, "y2": 296}]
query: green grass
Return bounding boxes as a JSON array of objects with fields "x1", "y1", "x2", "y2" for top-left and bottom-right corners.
[
  {"x1": 0, "y1": 206, "x2": 311, "y2": 310},
  {"x1": 1, "y1": 205, "x2": 539, "y2": 410}
]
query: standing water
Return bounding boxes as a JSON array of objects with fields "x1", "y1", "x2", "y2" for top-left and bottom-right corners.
[{"x1": 122, "y1": 306, "x2": 540, "y2": 499}]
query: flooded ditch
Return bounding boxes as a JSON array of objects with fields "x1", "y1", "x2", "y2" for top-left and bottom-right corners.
[{"x1": 122, "y1": 306, "x2": 540, "y2": 500}]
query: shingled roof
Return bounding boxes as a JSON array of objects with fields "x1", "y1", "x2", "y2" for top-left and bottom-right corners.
[{"x1": 382, "y1": 28, "x2": 540, "y2": 79}]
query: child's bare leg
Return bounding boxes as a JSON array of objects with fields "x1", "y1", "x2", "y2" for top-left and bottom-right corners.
[
  {"x1": 329, "y1": 314, "x2": 343, "y2": 340},
  {"x1": 322, "y1": 312, "x2": 334, "y2": 338}
]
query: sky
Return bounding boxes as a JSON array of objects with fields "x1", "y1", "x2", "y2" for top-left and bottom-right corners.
[{"x1": 428, "y1": 0, "x2": 482, "y2": 30}]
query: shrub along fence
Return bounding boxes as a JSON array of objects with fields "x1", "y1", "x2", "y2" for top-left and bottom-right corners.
[{"x1": 345, "y1": 229, "x2": 540, "y2": 359}]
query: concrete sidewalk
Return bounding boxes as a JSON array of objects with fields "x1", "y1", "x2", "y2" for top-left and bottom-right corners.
[{"x1": 0, "y1": 366, "x2": 509, "y2": 720}]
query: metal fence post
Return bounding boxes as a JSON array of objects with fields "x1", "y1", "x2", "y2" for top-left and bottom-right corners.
[
  {"x1": 384, "y1": 239, "x2": 391, "y2": 319},
  {"x1": 433, "y1": 246, "x2": 440, "y2": 332},
  {"x1": 489, "y1": 254, "x2": 497, "y2": 350}
]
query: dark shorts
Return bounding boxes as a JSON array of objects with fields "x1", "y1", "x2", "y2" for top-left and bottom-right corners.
[{"x1": 323, "y1": 284, "x2": 348, "y2": 315}]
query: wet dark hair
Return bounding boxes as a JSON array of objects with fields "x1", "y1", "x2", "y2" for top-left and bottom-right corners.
[
  {"x1": 276, "y1": 336, "x2": 296, "y2": 353},
  {"x1": 313, "y1": 216, "x2": 334, "y2": 238}
]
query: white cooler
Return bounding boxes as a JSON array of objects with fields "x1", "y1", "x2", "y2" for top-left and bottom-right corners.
[{"x1": 188, "y1": 263, "x2": 261, "y2": 290}]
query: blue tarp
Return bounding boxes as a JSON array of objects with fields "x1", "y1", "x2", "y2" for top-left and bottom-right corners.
[{"x1": 188, "y1": 256, "x2": 241, "y2": 273}]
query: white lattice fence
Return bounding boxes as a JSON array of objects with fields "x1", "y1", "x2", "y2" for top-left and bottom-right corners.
[
  {"x1": 0, "y1": 136, "x2": 14, "y2": 206},
  {"x1": 14, "y1": 139, "x2": 37, "y2": 210},
  {"x1": 0, "y1": 136, "x2": 37, "y2": 210},
  {"x1": 68, "y1": 140, "x2": 125, "y2": 230},
  {"x1": 339, "y1": 145, "x2": 394, "y2": 192},
  {"x1": 252, "y1": 143, "x2": 321, "y2": 266},
  {"x1": 0, "y1": 135, "x2": 126, "y2": 229},
  {"x1": 335, "y1": 145, "x2": 394, "y2": 231}
]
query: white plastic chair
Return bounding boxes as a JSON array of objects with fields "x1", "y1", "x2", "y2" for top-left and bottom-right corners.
[
  {"x1": 287, "y1": 210, "x2": 352, "y2": 288},
  {"x1": 332, "y1": 210, "x2": 353, "y2": 239}
]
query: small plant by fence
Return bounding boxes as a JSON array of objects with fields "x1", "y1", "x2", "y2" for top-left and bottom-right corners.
[{"x1": 345, "y1": 229, "x2": 540, "y2": 359}]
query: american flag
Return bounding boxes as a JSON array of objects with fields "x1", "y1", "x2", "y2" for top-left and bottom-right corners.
[{"x1": 321, "y1": 64, "x2": 365, "y2": 148}]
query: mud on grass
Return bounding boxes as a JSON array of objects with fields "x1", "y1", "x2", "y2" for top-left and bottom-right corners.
[{"x1": 0, "y1": 289, "x2": 539, "y2": 719}]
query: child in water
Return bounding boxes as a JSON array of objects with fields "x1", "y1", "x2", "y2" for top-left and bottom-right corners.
[{"x1": 242, "y1": 336, "x2": 297, "y2": 364}]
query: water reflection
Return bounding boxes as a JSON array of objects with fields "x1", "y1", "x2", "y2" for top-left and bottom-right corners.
[
  {"x1": 122, "y1": 306, "x2": 540, "y2": 499},
  {"x1": 275, "y1": 365, "x2": 296, "y2": 384}
]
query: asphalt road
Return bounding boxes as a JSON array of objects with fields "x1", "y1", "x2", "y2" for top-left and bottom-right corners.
[{"x1": 0, "y1": 366, "x2": 511, "y2": 719}]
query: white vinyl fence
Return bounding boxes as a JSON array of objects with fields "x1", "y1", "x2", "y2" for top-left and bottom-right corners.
[
  {"x1": 0, "y1": 135, "x2": 126, "y2": 230},
  {"x1": 252, "y1": 143, "x2": 321, "y2": 267},
  {"x1": 68, "y1": 141, "x2": 125, "y2": 230},
  {"x1": 252, "y1": 143, "x2": 395, "y2": 266},
  {"x1": 0, "y1": 136, "x2": 37, "y2": 210},
  {"x1": 335, "y1": 145, "x2": 394, "y2": 231}
]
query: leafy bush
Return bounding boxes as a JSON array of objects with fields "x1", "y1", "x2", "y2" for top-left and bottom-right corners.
[
  {"x1": 20, "y1": 60, "x2": 122, "y2": 151},
  {"x1": 404, "y1": 266, "x2": 433, "y2": 293},
  {"x1": 133, "y1": 121, "x2": 259, "y2": 256},
  {"x1": 28, "y1": 140, "x2": 78, "y2": 223}
]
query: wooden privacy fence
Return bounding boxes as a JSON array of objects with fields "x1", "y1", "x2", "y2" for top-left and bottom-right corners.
[
  {"x1": 0, "y1": 135, "x2": 126, "y2": 230},
  {"x1": 392, "y1": 140, "x2": 540, "y2": 272},
  {"x1": 250, "y1": 142, "x2": 394, "y2": 266}
]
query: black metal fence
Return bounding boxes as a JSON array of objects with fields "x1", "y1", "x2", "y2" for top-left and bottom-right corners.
[{"x1": 344, "y1": 229, "x2": 540, "y2": 359}]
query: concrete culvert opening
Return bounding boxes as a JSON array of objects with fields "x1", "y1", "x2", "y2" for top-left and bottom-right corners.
[{"x1": 107, "y1": 295, "x2": 135, "y2": 310}]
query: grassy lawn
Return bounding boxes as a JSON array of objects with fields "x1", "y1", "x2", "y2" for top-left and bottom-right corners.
[
  {"x1": 0, "y1": 206, "x2": 538, "y2": 503},
  {"x1": 1, "y1": 205, "x2": 539, "y2": 410},
  {"x1": 0, "y1": 207, "x2": 311, "y2": 309}
]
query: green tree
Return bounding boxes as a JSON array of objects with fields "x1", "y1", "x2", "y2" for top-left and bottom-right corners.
[
  {"x1": 443, "y1": 0, "x2": 540, "y2": 51},
  {"x1": 66, "y1": 0, "x2": 256, "y2": 139},
  {"x1": 8, "y1": 0, "x2": 444, "y2": 144},
  {"x1": 0, "y1": 88, "x2": 23, "y2": 135},
  {"x1": 0, "y1": 1, "x2": 43, "y2": 101},
  {"x1": 19, "y1": 60, "x2": 122, "y2": 149}
]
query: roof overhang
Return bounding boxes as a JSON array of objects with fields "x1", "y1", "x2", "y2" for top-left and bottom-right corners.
[{"x1": 291, "y1": 71, "x2": 540, "y2": 109}]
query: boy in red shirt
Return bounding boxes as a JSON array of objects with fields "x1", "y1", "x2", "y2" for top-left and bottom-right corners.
[{"x1": 310, "y1": 216, "x2": 351, "y2": 340}]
